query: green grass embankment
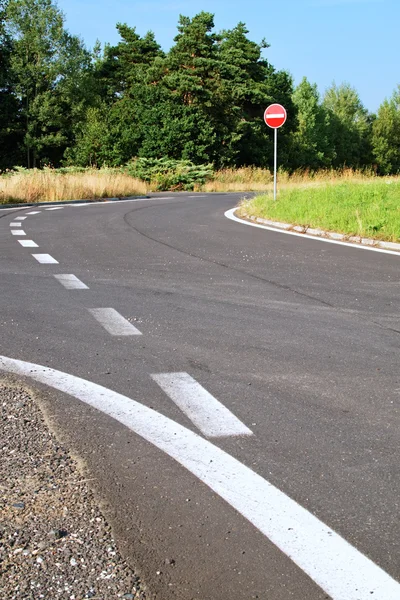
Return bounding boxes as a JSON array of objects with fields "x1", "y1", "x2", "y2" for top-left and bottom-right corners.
[{"x1": 238, "y1": 181, "x2": 400, "y2": 243}]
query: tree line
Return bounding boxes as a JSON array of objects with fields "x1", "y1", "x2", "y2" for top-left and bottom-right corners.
[{"x1": 1, "y1": 0, "x2": 399, "y2": 174}]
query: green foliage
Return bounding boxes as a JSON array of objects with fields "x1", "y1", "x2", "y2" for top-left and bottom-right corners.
[
  {"x1": 290, "y1": 77, "x2": 332, "y2": 169},
  {"x1": 323, "y1": 83, "x2": 372, "y2": 168},
  {"x1": 1, "y1": 4, "x2": 400, "y2": 175},
  {"x1": 372, "y1": 87, "x2": 400, "y2": 174},
  {"x1": 5, "y1": 0, "x2": 95, "y2": 167},
  {"x1": 124, "y1": 158, "x2": 214, "y2": 191}
]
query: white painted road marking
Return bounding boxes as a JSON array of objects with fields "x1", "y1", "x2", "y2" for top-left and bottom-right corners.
[
  {"x1": 11, "y1": 230, "x2": 26, "y2": 236},
  {"x1": 54, "y1": 274, "x2": 89, "y2": 290},
  {"x1": 32, "y1": 254, "x2": 59, "y2": 264},
  {"x1": 152, "y1": 372, "x2": 252, "y2": 438},
  {"x1": 15, "y1": 216, "x2": 27, "y2": 220},
  {"x1": 18, "y1": 240, "x2": 38, "y2": 248},
  {"x1": 10, "y1": 222, "x2": 22, "y2": 227},
  {"x1": 225, "y1": 208, "x2": 400, "y2": 257},
  {"x1": 25, "y1": 211, "x2": 41, "y2": 215},
  {"x1": 0, "y1": 355, "x2": 399, "y2": 600},
  {"x1": 45, "y1": 206, "x2": 64, "y2": 211},
  {"x1": 88, "y1": 308, "x2": 142, "y2": 336}
]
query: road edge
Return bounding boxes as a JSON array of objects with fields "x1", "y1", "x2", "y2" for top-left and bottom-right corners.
[{"x1": 225, "y1": 208, "x2": 400, "y2": 255}]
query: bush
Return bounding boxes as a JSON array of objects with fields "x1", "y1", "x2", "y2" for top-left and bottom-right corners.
[{"x1": 124, "y1": 158, "x2": 214, "y2": 191}]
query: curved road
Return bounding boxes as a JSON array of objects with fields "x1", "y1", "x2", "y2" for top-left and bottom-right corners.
[{"x1": 1, "y1": 193, "x2": 399, "y2": 600}]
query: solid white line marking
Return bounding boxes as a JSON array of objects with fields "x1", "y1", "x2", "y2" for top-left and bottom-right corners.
[
  {"x1": 152, "y1": 372, "x2": 252, "y2": 438},
  {"x1": 18, "y1": 240, "x2": 38, "y2": 248},
  {"x1": 25, "y1": 211, "x2": 41, "y2": 215},
  {"x1": 54, "y1": 274, "x2": 89, "y2": 290},
  {"x1": 15, "y1": 216, "x2": 27, "y2": 220},
  {"x1": 45, "y1": 206, "x2": 64, "y2": 211},
  {"x1": 225, "y1": 208, "x2": 400, "y2": 257},
  {"x1": 11, "y1": 230, "x2": 26, "y2": 236},
  {"x1": 0, "y1": 355, "x2": 398, "y2": 600},
  {"x1": 88, "y1": 308, "x2": 142, "y2": 336},
  {"x1": 32, "y1": 253, "x2": 59, "y2": 264},
  {"x1": 10, "y1": 222, "x2": 22, "y2": 227}
]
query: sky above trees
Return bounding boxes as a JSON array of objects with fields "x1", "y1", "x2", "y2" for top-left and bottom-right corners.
[{"x1": 57, "y1": 0, "x2": 399, "y2": 113}]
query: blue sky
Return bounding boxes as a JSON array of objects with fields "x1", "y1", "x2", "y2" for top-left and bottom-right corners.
[{"x1": 57, "y1": 0, "x2": 398, "y2": 113}]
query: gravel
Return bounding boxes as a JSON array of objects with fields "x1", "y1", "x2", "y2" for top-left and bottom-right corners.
[{"x1": 0, "y1": 379, "x2": 147, "y2": 600}]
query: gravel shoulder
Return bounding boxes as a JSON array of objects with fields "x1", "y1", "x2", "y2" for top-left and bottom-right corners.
[{"x1": 0, "y1": 378, "x2": 147, "y2": 600}]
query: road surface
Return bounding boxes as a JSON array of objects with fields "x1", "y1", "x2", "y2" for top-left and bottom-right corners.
[{"x1": 1, "y1": 193, "x2": 399, "y2": 600}]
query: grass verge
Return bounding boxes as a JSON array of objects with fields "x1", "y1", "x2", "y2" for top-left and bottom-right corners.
[
  {"x1": 238, "y1": 180, "x2": 400, "y2": 242},
  {"x1": 0, "y1": 169, "x2": 148, "y2": 204}
]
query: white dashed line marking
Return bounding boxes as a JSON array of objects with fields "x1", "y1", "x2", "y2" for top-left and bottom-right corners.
[
  {"x1": 54, "y1": 274, "x2": 89, "y2": 290},
  {"x1": 15, "y1": 216, "x2": 27, "y2": 220},
  {"x1": 25, "y1": 211, "x2": 41, "y2": 215},
  {"x1": 32, "y1": 254, "x2": 59, "y2": 264},
  {"x1": 11, "y1": 230, "x2": 26, "y2": 236},
  {"x1": 152, "y1": 372, "x2": 253, "y2": 438},
  {"x1": 18, "y1": 240, "x2": 39, "y2": 248},
  {"x1": 1, "y1": 355, "x2": 399, "y2": 600},
  {"x1": 10, "y1": 222, "x2": 22, "y2": 227},
  {"x1": 88, "y1": 308, "x2": 142, "y2": 336},
  {"x1": 45, "y1": 207, "x2": 64, "y2": 211}
]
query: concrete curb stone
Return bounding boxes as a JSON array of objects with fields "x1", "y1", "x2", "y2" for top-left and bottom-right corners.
[{"x1": 241, "y1": 212, "x2": 400, "y2": 253}]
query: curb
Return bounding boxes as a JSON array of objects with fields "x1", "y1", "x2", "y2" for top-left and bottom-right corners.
[
  {"x1": 239, "y1": 212, "x2": 400, "y2": 253},
  {"x1": 0, "y1": 195, "x2": 150, "y2": 210}
]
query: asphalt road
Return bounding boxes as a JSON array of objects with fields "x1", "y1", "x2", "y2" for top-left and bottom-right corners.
[{"x1": 1, "y1": 193, "x2": 399, "y2": 600}]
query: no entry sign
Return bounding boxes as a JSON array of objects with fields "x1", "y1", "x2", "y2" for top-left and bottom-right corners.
[
  {"x1": 264, "y1": 104, "x2": 287, "y2": 129},
  {"x1": 264, "y1": 103, "x2": 287, "y2": 200}
]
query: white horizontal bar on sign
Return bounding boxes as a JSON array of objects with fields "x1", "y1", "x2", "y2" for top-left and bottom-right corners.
[
  {"x1": 10, "y1": 222, "x2": 22, "y2": 227},
  {"x1": 32, "y1": 254, "x2": 59, "y2": 264},
  {"x1": 54, "y1": 274, "x2": 89, "y2": 290},
  {"x1": 11, "y1": 230, "x2": 26, "y2": 236},
  {"x1": 151, "y1": 372, "x2": 253, "y2": 439},
  {"x1": 266, "y1": 113, "x2": 285, "y2": 118},
  {"x1": 88, "y1": 308, "x2": 142, "y2": 336},
  {"x1": 18, "y1": 240, "x2": 38, "y2": 248}
]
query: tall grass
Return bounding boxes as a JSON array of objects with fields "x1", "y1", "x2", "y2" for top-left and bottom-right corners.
[
  {"x1": 0, "y1": 169, "x2": 148, "y2": 204},
  {"x1": 239, "y1": 180, "x2": 400, "y2": 242},
  {"x1": 201, "y1": 167, "x2": 376, "y2": 192}
]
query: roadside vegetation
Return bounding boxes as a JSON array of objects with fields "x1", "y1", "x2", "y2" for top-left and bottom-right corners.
[
  {"x1": 239, "y1": 179, "x2": 400, "y2": 242},
  {"x1": 0, "y1": 163, "x2": 388, "y2": 204},
  {"x1": 0, "y1": 168, "x2": 147, "y2": 204},
  {"x1": 1, "y1": 1, "x2": 400, "y2": 177}
]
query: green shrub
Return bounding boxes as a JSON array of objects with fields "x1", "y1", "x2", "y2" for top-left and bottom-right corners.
[{"x1": 124, "y1": 158, "x2": 214, "y2": 191}]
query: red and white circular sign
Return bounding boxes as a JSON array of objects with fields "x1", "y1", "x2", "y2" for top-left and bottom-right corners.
[{"x1": 264, "y1": 104, "x2": 287, "y2": 129}]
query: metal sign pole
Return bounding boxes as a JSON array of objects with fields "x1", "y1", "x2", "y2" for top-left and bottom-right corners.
[{"x1": 274, "y1": 127, "x2": 277, "y2": 201}]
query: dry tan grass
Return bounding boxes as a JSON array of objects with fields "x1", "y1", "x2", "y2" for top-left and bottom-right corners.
[
  {"x1": 201, "y1": 167, "x2": 383, "y2": 192},
  {"x1": 0, "y1": 169, "x2": 148, "y2": 204}
]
